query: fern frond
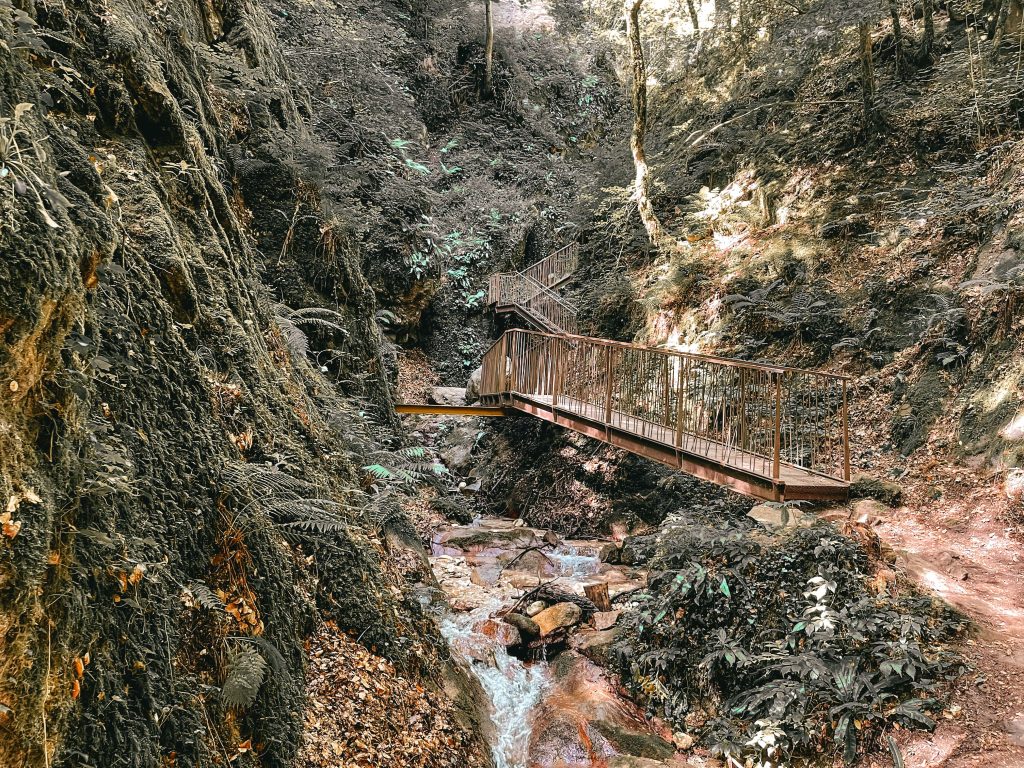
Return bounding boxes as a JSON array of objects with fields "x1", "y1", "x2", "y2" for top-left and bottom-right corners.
[
  {"x1": 223, "y1": 463, "x2": 317, "y2": 498},
  {"x1": 395, "y1": 446, "x2": 428, "y2": 460},
  {"x1": 276, "y1": 314, "x2": 310, "y2": 358},
  {"x1": 364, "y1": 463, "x2": 399, "y2": 480},
  {"x1": 188, "y1": 580, "x2": 225, "y2": 611},
  {"x1": 221, "y1": 648, "x2": 267, "y2": 709},
  {"x1": 238, "y1": 636, "x2": 289, "y2": 676},
  {"x1": 277, "y1": 518, "x2": 350, "y2": 534},
  {"x1": 265, "y1": 498, "x2": 343, "y2": 519},
  {"x1": 272, "y1": 304, "x2": 348, "y2": 361}
]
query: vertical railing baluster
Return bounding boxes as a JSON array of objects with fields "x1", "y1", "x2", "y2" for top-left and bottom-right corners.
[
  {"x1": 552, "y1": 337, "x2": 562, "y2": 411},
  {"x1": 604, "y1": 345, "x2": 614, "y2": 427},
  {"x1": 773, "y1": 372, "x2": 783, "y2": 482},
  {"x1": 842, "y1": 377, "x2": 851, "y2": 481}
]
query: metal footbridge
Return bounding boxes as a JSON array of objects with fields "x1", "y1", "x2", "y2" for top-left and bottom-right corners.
[{"x1": 398, "y1": 244, "x2": 850, "y2": 502}]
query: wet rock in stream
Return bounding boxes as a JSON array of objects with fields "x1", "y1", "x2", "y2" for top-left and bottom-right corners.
[
  {"x1": 533, "y1": 602, "x2": 583, "y2": 635},
  {"x1": 430, "y1": 517, "x2": 674, "y2": 768},
  {"x1": 527, "y1": 652, "x2": 676, "y2": 768}
]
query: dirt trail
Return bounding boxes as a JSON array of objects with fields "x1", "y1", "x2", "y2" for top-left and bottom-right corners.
[{"x1": 870, "y1": 489, "x2": 1024, "y2": 767}]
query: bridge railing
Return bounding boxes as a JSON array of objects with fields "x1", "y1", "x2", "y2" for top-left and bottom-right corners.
[
  {"x1": 480, "y1": 329, "x2": 851, "y2": 482},
  {"x1": 487, "y1": 272, "x2": 579, "y2": 335}
]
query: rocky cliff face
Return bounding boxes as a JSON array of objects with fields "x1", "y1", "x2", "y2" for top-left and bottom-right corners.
[{"x1": 0, "y1": 1, "x2": 489, "y2": 766}]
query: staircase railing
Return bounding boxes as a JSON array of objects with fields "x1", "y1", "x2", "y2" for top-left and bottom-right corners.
[
  {"x1": 480, "y1": 329, "x2": 851, "y2": 483},
  {"x1": 487, "y1": 272, "x2": 579, "y2": 335},
  {"x1": 522, "y1": 242, "x2": 579, "y2": 289}
]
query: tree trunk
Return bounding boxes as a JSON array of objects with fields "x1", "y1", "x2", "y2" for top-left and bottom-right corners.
[
  {"x1": 920, "y1": 0, "x2": 935, "y2": 61},
  {"x1": 887, "y1": 0, "x2": 905, "y2": 75},
  {"x1": 991, "y1": 0, "x2": 1011, "y2": 58},
  {"x1": 483, "y1": 0, "x2": 494, "y2": 97},
  {"x1": 859, "y1": 20, "x2": 878, "y2": 131},
  {"x1": 685, "y1": 0, "x2": 700, "y2": 30},
  {"x1": 625, "y1": 0, "x2": 664, "y2": 246}
]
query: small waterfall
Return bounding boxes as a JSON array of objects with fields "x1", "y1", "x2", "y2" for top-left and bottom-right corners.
[
  {"x1": 433, "y1": 538, "x2": 602, "y2": 766},
  {"x1": 546, "y1": 545, "x2": 600, "y2": 578},
  {"x1": 440, "y1": 603, "x2": 549, "y2": 768}
]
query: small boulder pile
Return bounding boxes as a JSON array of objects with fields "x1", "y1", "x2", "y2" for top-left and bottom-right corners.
[{"x1": 473, "y1": 588, "x2": 612, "y2": 659}]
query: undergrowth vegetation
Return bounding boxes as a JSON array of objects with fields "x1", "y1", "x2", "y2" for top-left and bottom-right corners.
[{"x1": 614, "y1": 515, "x2": 968, "y2": 766}]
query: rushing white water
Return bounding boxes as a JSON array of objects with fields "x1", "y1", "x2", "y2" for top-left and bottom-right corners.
[
  {"x1": 546, "y1": 545, "x2": 601, "y2": 578},
  {"x1": 434, "y1": 542, "x2": 602, "y2": 767},
  {"x1": 440, "y1": 602, "x2": 548, "y2": 768}
]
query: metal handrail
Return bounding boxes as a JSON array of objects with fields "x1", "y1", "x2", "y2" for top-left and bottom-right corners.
[
  {"x1": 521, "y1": 242, "x2": 579, "y2": 288},
  {"x1": 480, "y1": 328, "x2": 852, "y2": 483},
  {"x1": 487, "y1": 272, "x2": 579, "y2": 335}
]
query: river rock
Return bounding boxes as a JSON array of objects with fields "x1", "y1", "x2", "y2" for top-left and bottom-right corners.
[
  {"x1": 469, "y1": 563, "x2": 501, "y2": 587},
  {"x1": 429, "y1": 386, "x2": 468, "y2": 406},
  {"x1": 850, "y1": 474, "x2": 903, "y2": 505},
  {"x1": 474, "y1": 618, "x2": 521, "y2": 647},
  {"x1": 533, "y1": 602, "x2": 582, "y2": 635},
  {"x1": 570, "y1": 626, "x2": 620, "y2": 666},
  {"x1": 599, "y1": 541, "x2": 623, "y2": 564},
  {"x1": 591, "y1": 610, "x2": 621, "y2": 631},
  {"x1": 502, "y1": 612, "x2": 540, "y2": 640},
  {"x1": 438, "y1": 423, "x2": 479, "y2": 470},
  {"x1": 672, "y1": 731, "x2": 695, "y2": 750},
  {"x1": 430, "y1": 495, "x2": 475, "y2": 525},
  {"x1": 607, "y1": 758, "x2": 672, "y2": 768},
  {"x1": 433, "y1": 526, "x2": 538, "y2": 557},
  {"x1": 748, "y1": 503, "x2": 803, "y2": 528},
  {"x1": 620, "y1": 534, "x2": 657, "y2": 565},
  {"x1": 528, "y1": 652, "x2": 675, "y2": 768},
  {"x1": 525, "y1": 600, "x2": 547, "y2": 617},
  {"x1": 465, "y1": 365, "x2": 482, "y2": 404},
  {"x1": 503, "y1": 548, "x2": 559, "y2": 577}
]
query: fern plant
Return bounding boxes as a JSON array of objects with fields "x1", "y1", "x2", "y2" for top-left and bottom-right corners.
[
  {"x1": 273, "y1": 303, "x2": 348, "y2": 360},
  {"x1": 1, "y1": 102, "x2": 69, "y2": 230},
  {"x1": 724, "y1": 279, "x2": 845, "y2": 345},
  {"x1": 363, "y1": 446, "x2": 447, "y2": 490},
  {"x1": 220, "y1": 645, "x2": 268, "y2": 710},
  {"x1": 187, "y1": 580, "x2": 225, "y2": 611},
  {"x1": 223, "y1": 462, "x2": 353, "y2": 541},
  {"x1": 915, "y1": 293, "x2": 969, "y2": 367}
]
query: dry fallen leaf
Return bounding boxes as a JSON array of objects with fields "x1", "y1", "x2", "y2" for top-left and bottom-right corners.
[{"x1": 1, "y1": 512, "x2": 21, "y2": 539}]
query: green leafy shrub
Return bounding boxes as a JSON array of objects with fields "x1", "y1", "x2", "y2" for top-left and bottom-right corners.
[{"x1": 613, "y1": 518, "x2": 966, "y2": 766}]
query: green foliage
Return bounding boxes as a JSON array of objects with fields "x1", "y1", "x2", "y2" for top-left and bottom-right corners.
[
  {"x1": 404, "y1": 157, "x2": 431, "y2": 175},
  {"x1": 724, "y1": 279, "x2": 846, "y2": 347},
  {"x1": 363, "y1": 446, "x2": 447, "y2": 490},
  {"x1": 222, "y1": 462, "x2": 351, "y2": 543},
  {"x1": 221, "y1": 646, "x2": 268, "y2": 710},
  {"x1": 614, "y1": 520, "x2": 966, "y2": 766},
  {"x1": 440, "y1": 227, "x2": 492, "y2": 291},
  {"x1": 408, "y1": 249, "x2": 432, "y2": 279},
  {"x1": 463, "y1": 289, "x2": 486, "y2": 309},
  {"x1": 273, "y1": 303, "x2": 349, "y2": 360}
]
